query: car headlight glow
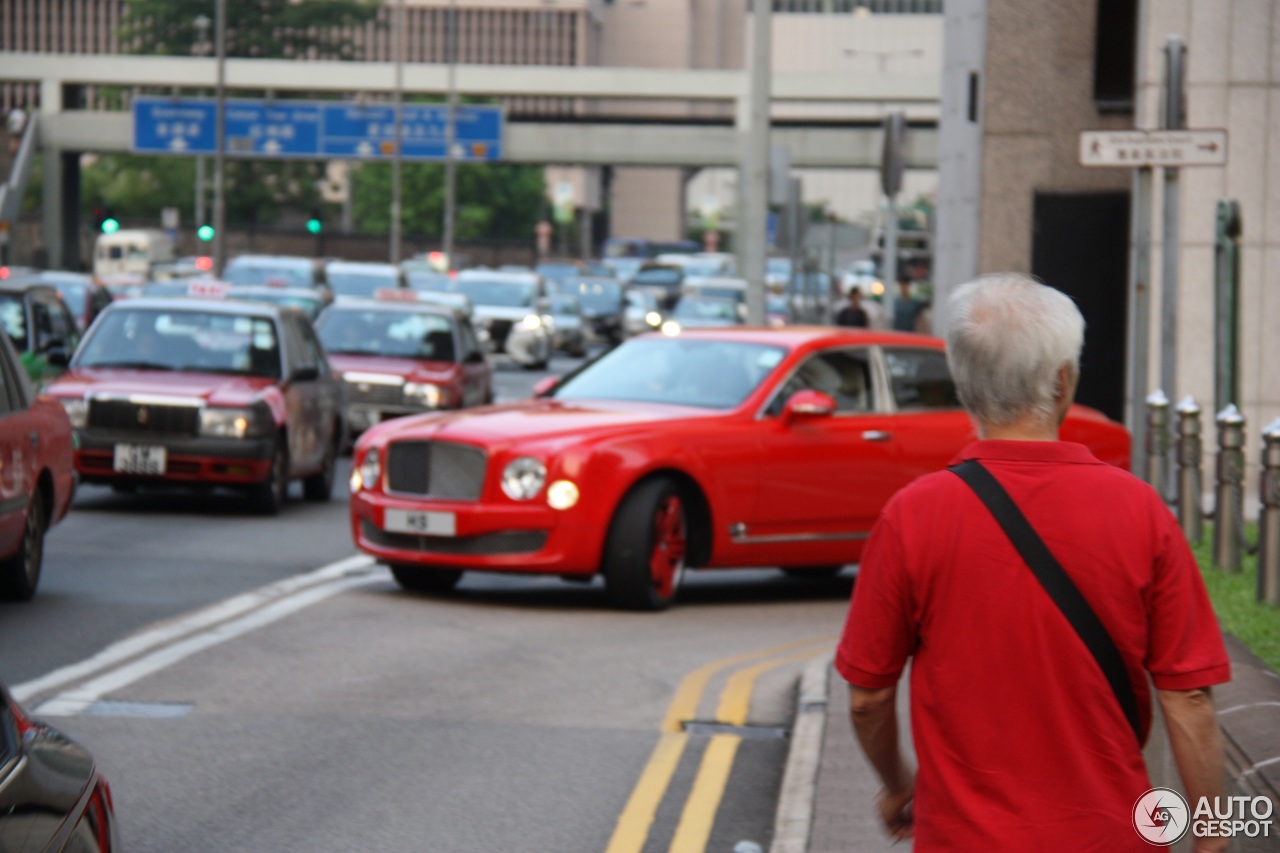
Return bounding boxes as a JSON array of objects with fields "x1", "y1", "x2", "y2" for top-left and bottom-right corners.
[
  {"x1": 59, "y1": 398, "x2": 87, "y2": 429},
  {"x1": 404, "y1": 382, "x2": 442, "y2": 408},
  {"x1": 546, "y1": 479, "x2": 580, "y2": 510},
  {"x1": 645, "y1": 311, "x2": 663, "y2": 327},
  {"x1": 520, "y1": 314, "x2": 543, "y2": 331},
  {"x1": 199, "y1": 406, "x2": 267, "y2": 439},
  {"x1": 501, "y1": 456, "x2": 546, "y2": 501},
  {"x1": 661, "y1": 320, "x2": 682, "y2": 336},
  {"x1": 352, "y1": 447, "x2": 381, "y2": 492}
]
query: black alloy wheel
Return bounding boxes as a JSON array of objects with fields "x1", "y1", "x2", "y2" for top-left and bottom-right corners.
[
  {"x1": 0, "y1": 491, "x2": 47, "y2": 601},
  {"x1": 603, "y1": 477, "x2": 688, "y2": 611}
]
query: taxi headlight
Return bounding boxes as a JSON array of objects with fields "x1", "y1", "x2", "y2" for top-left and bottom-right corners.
[
  {"x1": 59, "y1": 398, "x2": 87, "y2": 429},
  {"x1": 501, "y1": 457, "x2": 546, "y2": 501},
  {"x1": 199, "y1": 406, "x2": 267, "y2": 439},
  {"x1": 645, "y1": 311, "x2": 662, "y2": 327},
  {"x1": 547, "y1": 479, "x2": 580, "y2": 510},
  {"x1": 404, "y1": 382, "x2": 442, "y2": 408},
  {"x1": 661, "y1": 320, "x2": 682, "y2": 336},
  {"x1": 520, "y1": 314, "x2": 543, "y2": 331},
  {"x1": 352, "y1": 447, "x2": 381, "y2": 492}
]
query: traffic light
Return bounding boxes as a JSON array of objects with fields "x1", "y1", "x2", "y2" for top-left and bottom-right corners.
[
  {"x1": 306, "y1": 208, "x2": 323, "y2": 235},
  {"x1": 197, "y1": 224, "x2": 215, "y2": 242},
  {"x1": 100, "y1": 207, "x2": 120, "y2": 234}
]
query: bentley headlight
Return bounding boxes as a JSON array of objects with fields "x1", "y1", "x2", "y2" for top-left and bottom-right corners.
[
  {"x1": 501, "y1": 457, "x2": 546, "y2": 501},
  {"x1": 352, "y1": 447, "x2": 382, "y2": 492},
  {"x1": 199, "y1": 406, "x2": 267, "y2": 439},
  {"x1": 404, "y1": 382, "x2": 442, "y2": 408},
  {"x1": 520, "y1": 314, "x2": 543, "y2": 331},
  {"x1": 59, "y1": 398, "x2": 88, "y2": 429}
]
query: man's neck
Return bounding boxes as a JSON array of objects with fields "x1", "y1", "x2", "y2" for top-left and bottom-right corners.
[{"x1": 978, "y1": 417, "x2": 1060, "y2": 442}]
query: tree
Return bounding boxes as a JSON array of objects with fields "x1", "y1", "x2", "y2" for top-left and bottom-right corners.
[{"x1": 351, "y1": 162, "x2": 547, "y2": 241}]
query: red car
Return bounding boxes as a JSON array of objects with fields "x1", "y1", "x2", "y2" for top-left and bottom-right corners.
[
  {"x1": 0, "y1": 332, "x2": 75, "y2": 600},
  {"x1": 44, "y1": 298, "x2": 346, "y2": 514},
  {"x1": 314, "y1": 296, "x2": 493, "y2": 437},
  {"x1": 349, "y1": 328, "x2": 1130, "y2": 610}
]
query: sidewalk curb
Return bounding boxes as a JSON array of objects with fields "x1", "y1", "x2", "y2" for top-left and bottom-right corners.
[{"x1": 770, "y1": 651, "x2": 833, "y2": 853}]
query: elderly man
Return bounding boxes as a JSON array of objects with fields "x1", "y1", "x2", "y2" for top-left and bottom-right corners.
[{"x1": 837, "y1": 273, "x2": 1230, "y2": 851}]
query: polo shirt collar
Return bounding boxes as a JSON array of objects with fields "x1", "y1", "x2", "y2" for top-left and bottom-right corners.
[{"x1": 952, "y1": 439, "x2": 1102, "y2": 467}]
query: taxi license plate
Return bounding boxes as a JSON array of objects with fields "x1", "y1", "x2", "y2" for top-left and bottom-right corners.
[
  {"x1": 384, "y1": 509, "x2": 456, "y2": 537},
  {"x1": 113, "y1": 444, "x2": 167, "y2": 475}
]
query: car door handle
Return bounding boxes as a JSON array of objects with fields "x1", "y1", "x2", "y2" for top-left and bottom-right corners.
[{"x1": 861, "y1": 430, "x2": 892, "y2": 442}]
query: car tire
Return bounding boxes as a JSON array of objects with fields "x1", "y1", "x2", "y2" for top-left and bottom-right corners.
[
  {"x1": 0, "y1": 491, "x2": 46, "y2": 601},
  {"x1": 390, "y1": 565, "x2": 464, "y2": 593},
  {"x1": 250, "y1": 439, "x2": 289, "y2": 516},
  {"x1": 603, "y1": 478, "x2": 687, "y2": 611},
  {"x1": 781, "y1": 566, "x2": 845, "y2": 579},
  {"x1": 302, "y1": 431, "x2": 338, "y2": 502}
]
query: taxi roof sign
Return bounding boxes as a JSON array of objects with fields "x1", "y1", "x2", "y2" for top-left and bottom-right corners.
[
  {"x1": 374, "y1": 287, "x2": 419, "y2": 302},
  {"x1": 187, "y1": 279, "x2": 231, "y2": 299}
]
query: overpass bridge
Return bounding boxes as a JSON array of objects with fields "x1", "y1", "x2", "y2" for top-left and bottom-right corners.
[{"x1": 0, "y1": 52, "x2": 939, "y2": 266}]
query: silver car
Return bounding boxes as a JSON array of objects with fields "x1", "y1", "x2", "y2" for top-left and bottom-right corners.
[{"x1": 452, "y1": 270, "x2": 553, "y2": 369}]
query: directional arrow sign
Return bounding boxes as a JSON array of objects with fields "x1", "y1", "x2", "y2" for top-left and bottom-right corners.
[{"x1": 1080, "y1": 129, "x2": 1228, "y2": 167}]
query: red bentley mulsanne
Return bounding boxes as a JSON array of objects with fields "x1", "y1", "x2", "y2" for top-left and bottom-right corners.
[{"x1": 349, "y1": 328, "x2": 1130, "y2": 610}]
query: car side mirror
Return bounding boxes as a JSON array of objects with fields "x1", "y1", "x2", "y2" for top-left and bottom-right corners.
[
  {"x1": 782, "y1": 389, "x2": 837, "y2": 424},
  {"x1": 532, "y1": 376, "x2": 559, "y2": 397},
  {"x1": 290, "y1": 366, "x2": 320, "y2": 383},
  {"x1": 464, "y1": 350, "x2": 486, "y2": 364}
]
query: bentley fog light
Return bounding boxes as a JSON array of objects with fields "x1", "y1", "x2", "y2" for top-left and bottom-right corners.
[
  {"x1": 547, "y1": 480, "x2": 580, "y2": 510},
  {"x1": 501, "y1": 457, "x2": 546, "y2": 501},
  {"x1": 404, "y1": 382, "x2": 442, "y2": 408},
  {"x1": 59, "y1": 398, "x2": 88, "y2": 429}
]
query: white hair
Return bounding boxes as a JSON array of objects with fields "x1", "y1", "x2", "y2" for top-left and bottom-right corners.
[{"x1": 944, "y1": 273, "x2": 1085, "y2": 428}]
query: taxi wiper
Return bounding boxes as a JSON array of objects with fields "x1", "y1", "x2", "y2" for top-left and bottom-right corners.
[{"x1": 85, "y1": 360, "x2": 176, "y2": 371}]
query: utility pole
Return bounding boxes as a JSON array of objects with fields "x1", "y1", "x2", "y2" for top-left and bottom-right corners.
[
  {"x1": 390, "y1": 0, "x2": 405, "y2": 264},
  {"x1": 442, "y1": 0, "x2": 459, "y2": 269},
  {"x1": 741, "y1": 0, "x2": 772, "y2": 325},
  {"x1": 211, "y1": 0, "x2": 227, "y2": 276},
  {"x1": 1159, "y1": 35, "x2": 1186, "y2": 404}
]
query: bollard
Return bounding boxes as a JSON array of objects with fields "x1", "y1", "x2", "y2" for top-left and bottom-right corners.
[
  {"x1": 1213, "y1": 404, "x2": 1246, "y2": 572},
  {"x1": 1175, "y1": 396, "x2": 1204, "y2": 544},
  {"x1": 1146, "y1": 390, "x2": 1171, "y2": 498},
  {"x1": 1258, "y1": 419, "x2": 1280, "y2": 605}
]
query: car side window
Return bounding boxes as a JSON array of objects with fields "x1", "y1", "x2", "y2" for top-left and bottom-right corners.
[
  {"x1": 41, "y1": 294, "x2": 77, "y2": 350},
  {"x1": 457, "y1": 319, "x2": 482, "y2": 361},
  {"x1": 769, "y1": 349, "x2": 875, "y2": 416},
  {"x1": 0, "y1": 351, "x2": 15, "y2": 416},
  {"x1": 295, "y1": 316, "x2": 331, "y2": 378},
  {"x1": 883, "y1": 347, "x2": 961, "y2": 410},
  {"x1": 31, "y1": 297, "x2": 58, "y2": 352},
  {"x1": 281, "y1": 316, "x2": 311, "y2": 376}
]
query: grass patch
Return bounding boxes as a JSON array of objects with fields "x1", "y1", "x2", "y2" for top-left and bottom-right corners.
[{"x1": 1191, "y1": 524, "x2": 1280, "y2": 672}]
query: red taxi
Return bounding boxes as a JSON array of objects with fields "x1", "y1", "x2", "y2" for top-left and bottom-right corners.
[
  {"x1": 314, "y1": 292, "x2": 493, "y2": 437},
  {"x1": 349, "y1": 327, "x2": 1130, "y2": 609},
  {"x1": 44, "y1": 298, "x2": 345, "y2": 514}
]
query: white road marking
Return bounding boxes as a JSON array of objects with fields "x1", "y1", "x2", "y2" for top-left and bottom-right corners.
[{"x1": 14, "y1": 555, "x2": 377, "y2": 705}]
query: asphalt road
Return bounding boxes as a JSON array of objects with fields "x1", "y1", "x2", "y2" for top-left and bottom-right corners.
[{"x1": 2, "y1": 347, "x2": 857, "y2": 852}]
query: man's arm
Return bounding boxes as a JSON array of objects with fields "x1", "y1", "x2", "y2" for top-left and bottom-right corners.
[
  {"x1": 850, "y1": 684, "x2": 914, "y2": 841},
  {"x1": 1157, "y1": 686, "x2": 1227, "y2": 853}
]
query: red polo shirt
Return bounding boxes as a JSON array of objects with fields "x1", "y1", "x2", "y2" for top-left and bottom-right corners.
[{"x1": 836, "y1": 440, "x2": 1230, "y2": 851}]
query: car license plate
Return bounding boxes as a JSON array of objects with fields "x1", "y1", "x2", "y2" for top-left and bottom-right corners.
[
  {"x1": 384, "y1": 509, "x2": 456, "y2": 537},
  {"x1": 113, "y1": 444, "x2": 167, "y2": 475}
]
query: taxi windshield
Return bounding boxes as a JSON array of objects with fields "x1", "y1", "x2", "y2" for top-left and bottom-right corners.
[
  {"x1": 453, "y1": 278, "x2": 536, "y2": 308},
  {"x1": 559, "y1": 279, "x2": 621, "y2": 311},
  {"x1": 223, "y1": 259, "x2": 314, "y2": 288},
  {"x1": 552, "y1": 337, "x2": 784, "y2": 409},
  {"x1": 327, "y1": 270, "x2": 399, "y2": 299},
  {"x1": 75, "y1": 308, "x2": 282, "y2": 378},
  {"x1": 316, "y1": 308, "x2": 456, "y2": 361}
]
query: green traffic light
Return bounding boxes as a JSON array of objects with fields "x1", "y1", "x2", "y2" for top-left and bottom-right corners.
[
  {"x1": 197, "y1": 224, "x2": 215, "y2": 241},
  {"x1": 101, "y1": 218, "x2": 120, "y2": 235},
  {"x1": 306, "y1": 219, "x2": 322, "y2": 235}
]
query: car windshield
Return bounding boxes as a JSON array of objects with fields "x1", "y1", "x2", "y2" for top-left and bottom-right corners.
[
  {"x1": 76, "y1": 308, "x2": 282, "y2": 378},
  {"x1": 454, "y1": 278, "x2": 536, "y2": 308},
  {"x1": 688, "y1": 284, "x2": 745, "y2": 302},
  {"x1": 224, "y1": 260, "x2": 313, "y2": 288},
  {"x1": 682, "y1": 259, "x2": 730, "y2": 277},
  {"x1": 327, "y1": 270, "x2": 398, "y2": 299},
  {"x1": 230, "y1": 291, "x2": 323, "y2": 319},
  {"x1": 560, "y1": 279, "x2": 622, "y2": 311},
  {"x1": 407, "y1": 272, "x2": 453, "y2": 292},
  {"x1": 632, "y1": 267, "x2": 681, "y2": 289},
  {"x1": 552, "y1": 337, "x2": 783, "y2": 409},
  {"x1": 51, "y1": 283, "x2": 88, "y2": 316},
  {"x1": 316, "y1": 308, "x2": 456, "y2": 361},
  {"x1": 535, "y1": 264, "x2": 580, "y2": 283},
  {"x1": 548, "y1": 295, "x2": 579, "y2": 315},
  {"x1": 0, "y1": 294, "x2": 28, "y2": 350},
  {"x1": 673, "y1": 298, "x2": 739, "y2": 323}
]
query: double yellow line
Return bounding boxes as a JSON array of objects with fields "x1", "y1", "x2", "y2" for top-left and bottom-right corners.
[{"x1": 605, "y1": 635, "x2": 835, "y2": 853}]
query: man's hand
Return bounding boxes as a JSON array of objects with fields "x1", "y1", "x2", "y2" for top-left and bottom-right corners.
[{"x1": 877, "y1": 782, "x2": 915, "y2": 841}]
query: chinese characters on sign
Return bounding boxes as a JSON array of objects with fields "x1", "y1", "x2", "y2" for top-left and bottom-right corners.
[{"x1": 1079, "y1": 129, "x2": 1228, "y2": 168}]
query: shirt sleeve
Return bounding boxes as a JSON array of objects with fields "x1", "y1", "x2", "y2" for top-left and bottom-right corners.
[
  {"x1": 1144, "y1": 508, "x2": 1231, "y2": 690},
  {"x1": 835, "y1": 509, "x2": 915, "y2": 689}
]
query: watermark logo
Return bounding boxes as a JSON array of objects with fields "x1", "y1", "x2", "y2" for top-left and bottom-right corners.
[
  {"x1": 1133, "y1": 790, "x2": 1275, "y2": 846},
  {"x1": 1133, "y1": 787, "x2": 1189, "y2": 845}
]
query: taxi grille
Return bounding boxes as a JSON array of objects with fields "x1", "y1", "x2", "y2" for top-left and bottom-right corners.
[
  {"x1": 386, "y1": 441, "x2": 487, "y2": 500},
  {"x1": 345, "y1": 379, "x2": 403, "y2": 407},
  {"x1": 88, "y1": 400, "x2": 199, "y2": 435}
]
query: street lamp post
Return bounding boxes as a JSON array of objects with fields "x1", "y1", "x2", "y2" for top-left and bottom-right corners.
[
  {"x1": 741, "y1": 0, "x2": 772, "y2": 326},
  {"x1": 442, "y1": 0, "x2": 458, "y2": 269},
  {"x1": 390, "y1": 0, "x2": 405, "y2": 264},
  {"x1": 211, "y1": 0, "x2": 227, "y2": 277}
]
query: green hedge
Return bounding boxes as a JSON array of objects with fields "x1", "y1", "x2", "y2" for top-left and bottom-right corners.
[{"x1": 1192, "y1": 525, "x2": 1280, "y2": 672}]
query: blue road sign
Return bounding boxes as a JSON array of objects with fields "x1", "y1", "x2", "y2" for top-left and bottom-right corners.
[{"x1": 133, "y1": 98, "x2": 502, "y2": 161}]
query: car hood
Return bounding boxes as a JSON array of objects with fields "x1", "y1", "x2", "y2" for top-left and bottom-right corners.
[
  {"x1": 368, "y1": 397, "x2": 720, "y2": 451},
  {"x1": 328, "y1": 353, "x2": 456, "y2": 381},
  {"x1": 49, "y1": 368, "x2": 277, "y2": 408}
]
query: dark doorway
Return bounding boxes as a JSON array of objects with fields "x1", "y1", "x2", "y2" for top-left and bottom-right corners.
[{"x1": 1031, "y1": 192, "x2": 1130, "y2": 423}]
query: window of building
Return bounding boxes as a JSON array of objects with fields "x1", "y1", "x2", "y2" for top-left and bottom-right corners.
[{"x1": 1094, "y1": 0, "x2": 1137, "y2": 113}]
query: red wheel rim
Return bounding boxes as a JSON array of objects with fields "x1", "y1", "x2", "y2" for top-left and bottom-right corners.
[{"x1": 649, "y1": 494, "x2": 687, "y2": 598}]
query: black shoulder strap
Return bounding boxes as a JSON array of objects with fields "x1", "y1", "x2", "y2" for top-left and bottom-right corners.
[{"x1": 950, "y1": 459, "x2": 1143, "y2": 744}]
